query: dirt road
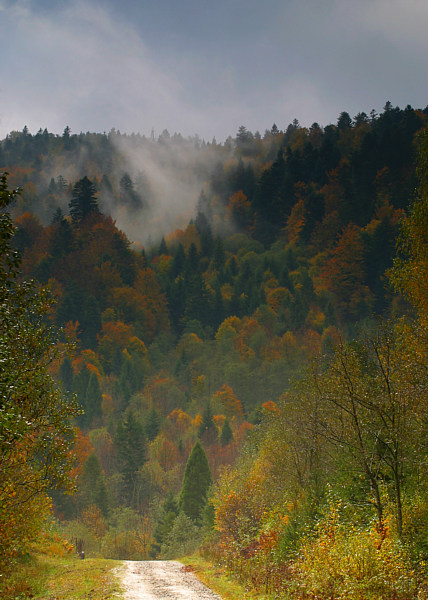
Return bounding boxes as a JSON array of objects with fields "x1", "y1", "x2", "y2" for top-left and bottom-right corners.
[{"x1": 119, "y1": 560, "x2": 222, "y2": 600}]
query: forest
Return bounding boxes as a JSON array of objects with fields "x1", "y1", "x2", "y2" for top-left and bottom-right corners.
[{"x1": 0, "y1": 102, "x2": 427, "y2": 599}]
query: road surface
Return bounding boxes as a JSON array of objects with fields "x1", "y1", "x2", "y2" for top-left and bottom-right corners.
[{"x1": 119, "y1": 560, "x2": 222, "y2": 600}]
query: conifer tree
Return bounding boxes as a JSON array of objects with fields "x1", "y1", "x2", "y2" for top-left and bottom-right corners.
[
  {"x1": 59, "y1": 356, "x2": 74, "y2": 395},
  {"x1": 115, "y1": 412, "x2": 146, "y2": 505},
  {"x1": 145, "y1": 406, "x2": 161, "y2": 441},
  {"x1": 179, "y1": 440, "x2": 212, "y2": 522},
  {"x1": 220, "y1": 418, "x2": 233, "y2": 446},
  {"x1": 198, "y1": 401, "x2": 216, "y2": 444},
  {"x1": 85, "y1": 371, "x2": 102, "y2": 426},
  {"x1": 69, "y1": 176, "x2": 99, "y2": 224},
  {"x1": 80, "y1": 453, "x2": 108, "y2": 517},
  {"x1": 151, "y1": 492, "x2": 178, "y2": 557},
  {"x1": 158, "y1": 237, "x2": 168, "y2": 255}
]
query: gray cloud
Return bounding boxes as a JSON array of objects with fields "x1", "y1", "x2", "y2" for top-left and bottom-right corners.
[{"x1": 0, "y1": 0, "x2": 427, "y2": 141}]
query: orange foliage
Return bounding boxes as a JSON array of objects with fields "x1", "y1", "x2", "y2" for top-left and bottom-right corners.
[
  {"x1": 152, "y1": 253, "x2": 173, "y2": 276},
  {"x1": 15, "y1": 211, "x2": 44, "y2": 241},
  {"x1": 212, "y1": 384, "x2": 245, "y2": 419},
  {"x1": 165, "y1": 223, "x2": 200, "y2": 252},
  {"x1": 151, "y1": 436, "x2": 180, "y2": 471},
  {"x1": 285, "y1": 197, "x2": 306, "y2": 246},
  {"x1": 81, "y1": 505, "x2": 108, "y2": 538},
  {"x1": 63, "y1": 321, "x2": 80, "y2": 344},
  {"x1": 227, "y1": 190, "x2": 251, "y2": 228},
  {"x1": 167, "y1": 408, "x2": 193, "y2": 433},
  {"x1": 213, "y1": 414, "x2": 226, "y2": 432},
  {"x1": 133, "y1": 267, "x2": 170, "y2": 339},
  {"x1": 192, "y1": 414, "x2": 203, "y2": 428},
  {"x1": 70, "y1": 430, "x2": 94, "y2": 480},
  {"x1": 86, "y1": 363, "x2": 102, "y2": 379},
  {"x1": 97, "y1": 320, "x2": 134, "y2": 370},
  {"x1": 6, "y1": 165, "x2": 34, "y2": 188},
  {"x1": 266, "y1": 287, "x2": 290, "y2": 313},
  {"x1": 262, "y1": 400, "x2": 280, "y2": 415},
  {"x1": 302, "y1": 328, "x2": 322, "y2": 357},
  {"x1": 319, "y1": 223, "x2": 373, "y2": 320},
  {"x1": 99, "y1": 320, "x2": 134, "y2": 347},
  {"x1": 305, "y1": 304, "x2": 325, "y2": 331},
  {"x1": 72, "y1": 349, "x2": 102, "y2": 376}
]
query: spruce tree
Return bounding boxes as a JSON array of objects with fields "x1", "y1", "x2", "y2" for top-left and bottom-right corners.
[
  {"x1": 145, "y1": 406, "x2": 161, "y2": 441},
  {"x1": 85, "y1": 371, "x2": 102, "y2": 426},
  {"x1": 179, "y1": 440, "x2": 212, "y2": 522},
  {"x1": 69, "y1": 176, "x2": 99, "y2": 224},
  {"x1": 114, "y1": 412, "x2": 146, "y2": 505},
  {"x1": 220, "y1": 418, "x2": 233, "y2": 446},
  {"x1": 198, "y1": 401, "x2": 216, "y2": 444},
  {"x1": 151, "y1": 492, "x2": 178, "y2": 557},
  {"x1": 80, "y1": 453, "x2": 108, "y2": 517},
  {"x1": 59, "y1": 356, "x2": 73, "y2": 396}
]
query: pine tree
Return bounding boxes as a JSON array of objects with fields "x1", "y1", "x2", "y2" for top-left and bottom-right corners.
[
  {"x1": 220, "y1": 418, "x2": 233, "y2": 446},
  {"x1": 119, "y1": 173, "x2": 142, "y2": 211},
  {"x1": 59, "y1": 356, "x2": 74, "y2": 395},
  {"x1": 69, "y1": 176, "x2": 99, "y2": 224},
  {"x1": 151, "y1": 492, "x2": 178, "y2": 557},
  {"x1": 198, "y1": 401, "x2": 216, "y2": 444},
  {"x1": 85, "y1": 371, "x2": 102, "y2": 427},
  {"x1": 158, "y1": 237, "x2": 168, "y2": 255},
  {"x1": 145, "y1": 406, "x2": 161, "y2": 441},
  {"x1": 179, "y1": 440, "x2": 212, "y2": 522},
  {"x1": 213, "y1": 236, "x2": 225, "y2": 271},
  {"x1": 115, "y1": 412, "x2": 146, "y2": 505},
  {"x1": 80, "y1": 453, "x2": 108, "y2": 517}
]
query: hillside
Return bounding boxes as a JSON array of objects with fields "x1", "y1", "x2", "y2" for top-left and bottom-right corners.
[{"x1": 1, "y1": 103, "x2": 427, "y2": 598}]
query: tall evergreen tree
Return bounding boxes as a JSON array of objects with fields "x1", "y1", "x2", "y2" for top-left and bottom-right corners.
[
  {"x1": 85, "y1": 371, "x2": 102, "y2": 427},
  {"x1": 119, "y1": 172, "x2": 142, "y2": 211},
  {"x1": 151, "y1": 492, "x2": 179, "y2": 557},
  {"x1": 69, "y1": 176, "x2": 99, "y2": 224},
  {"x1": 220, "y1": 418, "x2": 233, "y2": 446},
  {"x1": 145, "y1": 406, "x2": 161, "y2": 441},
  {"x1": 198, "y1": 401, "x2": 216, "y2": 444},
  {"x1": 80, "y1": 453, "x2": 109, "y2": 517},
  {"x1": 179, "y1": 440, "x2": 212, "y2": 522},
  {"x1": 59, "y1": 356, "x2": 74, "y2": 396},
  {"x1": 114, "y1": 412, "x2": 146, "y2": 505}
]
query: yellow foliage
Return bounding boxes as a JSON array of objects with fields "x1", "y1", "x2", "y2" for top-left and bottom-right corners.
[
  {"x1": 167, "y1": 408, "x2": 193, "y2": 432},
  {"x1": 212, "y1": 414, "x2": 226, "y2": 432},
  {"x1": 290, "y1": 505, "x2": 420, "y2": 600}
]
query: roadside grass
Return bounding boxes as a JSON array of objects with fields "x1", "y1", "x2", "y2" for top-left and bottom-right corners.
[
  {"x1": 180, "y1": 554, "x2": 268, "y2": 600},
  {"x1": 1, "y1": 553, "x2": 124, "y2": 600}
]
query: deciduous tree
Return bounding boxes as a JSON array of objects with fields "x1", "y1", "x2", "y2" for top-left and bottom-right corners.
[{"x1": 0, "y1": 173, "x2": 79, "y2": 572}]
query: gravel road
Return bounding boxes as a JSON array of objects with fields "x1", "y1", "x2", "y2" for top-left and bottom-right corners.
[{"x1": 119, "y1": 560, "x2": 222, "y2": 600}]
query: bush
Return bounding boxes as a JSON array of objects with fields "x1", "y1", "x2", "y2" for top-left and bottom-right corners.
[
  {"x1": 161, "y1": 512, "x2": 201, "y2": 558},
  {"x1": 285, "y1": 502, "x2": 422, "y2": 600}
]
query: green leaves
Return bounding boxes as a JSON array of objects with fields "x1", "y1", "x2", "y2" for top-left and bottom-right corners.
[{"x1": 0, "y1": 173, "x2": 79, "y2": 572}]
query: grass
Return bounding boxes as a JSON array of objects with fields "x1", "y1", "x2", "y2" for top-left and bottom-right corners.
[
  {"x1": 4, "y1": 548, "x2": 267, "y2": 600},
  {"x1": 1, "y1": 553, "x2": 124, "y2": 600},
  {"x1": 180, "y1": 554, "x2": 268, "y2": 600}
]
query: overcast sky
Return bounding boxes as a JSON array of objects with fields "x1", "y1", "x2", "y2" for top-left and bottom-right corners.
[{"x1": 0, "y1": 0, "x2": 427, "y2": 141}]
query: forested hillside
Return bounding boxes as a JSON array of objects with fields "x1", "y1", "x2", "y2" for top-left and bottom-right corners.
[{"x1": 1, "y1": 103, "x2": 427, "y2": 598}]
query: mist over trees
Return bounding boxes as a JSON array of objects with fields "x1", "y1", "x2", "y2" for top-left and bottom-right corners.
[{"x1": 1, "y1": 103, "x2": 428, "y2": 597}]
